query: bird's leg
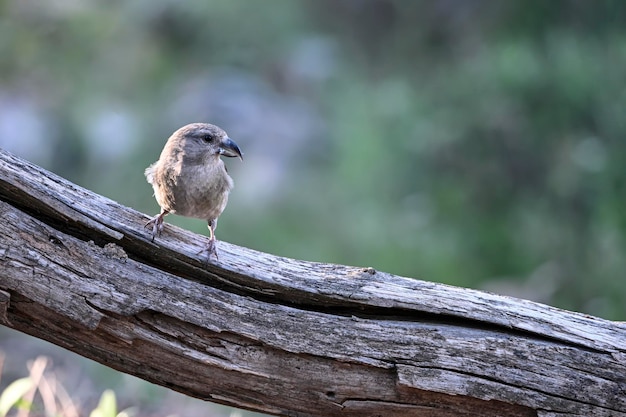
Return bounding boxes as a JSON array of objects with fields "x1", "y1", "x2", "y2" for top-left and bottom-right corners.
[
  {"x1": 206, "y1": 218, "x2": 218, "y2": 259},
  {"x1": 145, "y1": 209, "x2": 169, "y2": 241}
]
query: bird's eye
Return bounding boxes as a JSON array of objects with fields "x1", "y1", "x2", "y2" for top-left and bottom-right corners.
[{"x1": 202, "y1": 134, "x2": 212, "y2": 142}]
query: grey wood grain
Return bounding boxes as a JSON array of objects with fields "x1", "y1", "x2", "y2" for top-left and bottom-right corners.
[{"x1": 0, "y1": 148, "x2": 624, "y2": 416}]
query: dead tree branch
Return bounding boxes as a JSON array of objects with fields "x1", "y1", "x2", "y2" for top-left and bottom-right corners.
[{"x1": 0, "y1": 149, "x2": 625, "y2": 416}]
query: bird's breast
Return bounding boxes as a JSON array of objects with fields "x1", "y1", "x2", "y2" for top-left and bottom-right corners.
[{"x1": 156, "y1": 160, "x2": 234, "y2": 220}]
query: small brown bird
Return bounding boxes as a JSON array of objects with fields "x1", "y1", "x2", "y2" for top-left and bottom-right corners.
[{"x1": 145, "y1": 123, "x2": 243, "y2": 258}]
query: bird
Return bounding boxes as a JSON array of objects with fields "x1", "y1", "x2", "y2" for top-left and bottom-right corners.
[{"x1": 144, "y1": 123, "x2": 243, "y2": 259}]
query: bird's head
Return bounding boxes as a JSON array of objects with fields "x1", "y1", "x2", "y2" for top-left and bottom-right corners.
[{"x1": 174, "y1": 123, "x2": 243, "y2": 162}]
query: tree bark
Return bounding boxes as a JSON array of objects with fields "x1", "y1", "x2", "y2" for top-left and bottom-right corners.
[{"x1": 0, "y1": 148, "x2": 624, "y2": 417}]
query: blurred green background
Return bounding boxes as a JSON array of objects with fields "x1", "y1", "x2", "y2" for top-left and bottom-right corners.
[{"x1": 1, "y1": 0, "x2": 625, "y2": 415}]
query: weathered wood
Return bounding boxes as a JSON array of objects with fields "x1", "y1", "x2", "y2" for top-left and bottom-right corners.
[{"x1": 0, "y1": 148, "x2": 624, "y2": 417}]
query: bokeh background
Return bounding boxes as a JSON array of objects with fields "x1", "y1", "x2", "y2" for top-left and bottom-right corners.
[{"x1": 1, "y1": 0, "x2": 625, "y2": 416}]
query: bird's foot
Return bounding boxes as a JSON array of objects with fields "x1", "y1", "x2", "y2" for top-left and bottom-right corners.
[
  {"x1": 145, "y1": 213, "x2": 166, "y2": 241},
  {"x1": 198, "y1": 237, "x2": 219, "y2": 261}
]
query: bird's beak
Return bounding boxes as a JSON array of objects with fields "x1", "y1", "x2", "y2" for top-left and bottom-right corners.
[{"x1": 219, "y1": 137, "x2": 243, "y2": 161}]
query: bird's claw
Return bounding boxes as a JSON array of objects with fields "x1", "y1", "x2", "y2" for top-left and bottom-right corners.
[
  {"x1": 197, "y1": 238, "x2": 219, "y2": 261},
  {"x1": 145, "y1": 214, "x2": 165, "y2": 242}
]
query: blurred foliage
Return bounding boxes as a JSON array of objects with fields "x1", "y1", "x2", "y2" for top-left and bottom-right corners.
[
  {"x1": 0, "y1": 355, "x2": 135, "y2": 417},
  {"x1": 0, "y1": 376, "x2": 34, "y2": 417},
  {"x1": 1, "y1": 0, "x2": 626, "y2": 415},
  {"x1": 90, "y1": 389, "x2": 135, "y2": 417}
]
